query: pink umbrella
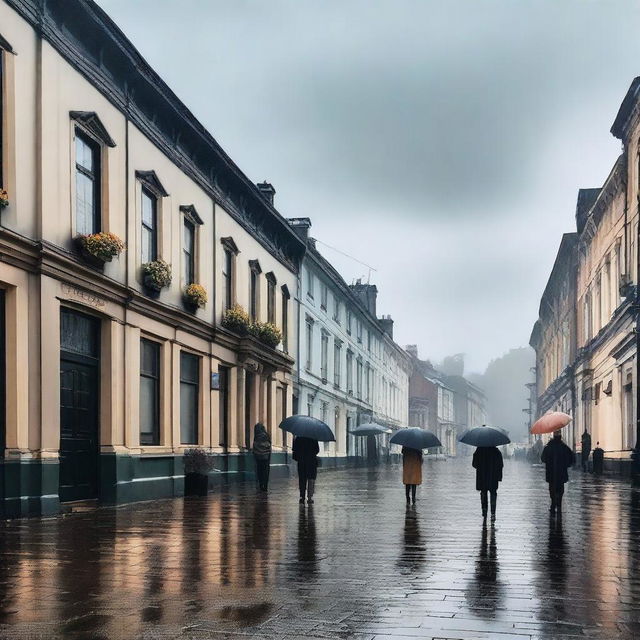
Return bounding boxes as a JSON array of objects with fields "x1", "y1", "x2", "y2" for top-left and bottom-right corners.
[{"x1": 531, "y1": 411, "x2": 572, "y2": 435}]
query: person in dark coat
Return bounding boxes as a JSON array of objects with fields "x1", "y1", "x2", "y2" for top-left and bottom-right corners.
[
  {"x1": 292, "y1": 436, "x2": 319, "y2": 504},
  {"x1": 366, "y1": 434, "x2": 379, "y2": 466},
  {"x1": 581, "y1": 430, "x2": 592, "y2": 472},
  {"x1": 592, "y1": 442, "x2": 604, "y2": 475},
  {"x1": 472, "y1": 446, "x2": 503, "y2": 522},
  {"x1": 252, "y1": 423, "x2": 272, "y2": 492},
  {"x1": 541, "y1": 431, "x2": 575, "y2": 516}
]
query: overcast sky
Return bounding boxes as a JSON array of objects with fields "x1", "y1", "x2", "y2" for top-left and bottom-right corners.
[{"x1": 99, "y1": 0, "x2": 640, "y2": 373}]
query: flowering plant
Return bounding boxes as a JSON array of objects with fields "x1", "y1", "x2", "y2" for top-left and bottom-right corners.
[
  {"x1": 78, "y1": 232, "x2": 125, "y2": 263},
  {"x1": 184, "y1": 283, "x2": 207, "y2": 308},
  {"x1": 142, "y1": 259, "x2": 172, "y2": 291},
  {"x1": 0, "y1": 189, "x2": 8, "y2": 208},
  {"x1": 221, "y1": 304, "x2": 251, "y2": 334},
  {"x1": 250, "y1": 321, "x2": 282, "y2": 348}
]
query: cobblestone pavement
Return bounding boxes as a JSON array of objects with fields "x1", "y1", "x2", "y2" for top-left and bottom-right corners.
[{"x1": 1, "y1": 460, "x2": 640, "y2": 640}]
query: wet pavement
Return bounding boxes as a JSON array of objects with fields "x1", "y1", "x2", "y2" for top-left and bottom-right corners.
[{"x1": 1, "y1": 460, "x2": 640, "y2": 640}]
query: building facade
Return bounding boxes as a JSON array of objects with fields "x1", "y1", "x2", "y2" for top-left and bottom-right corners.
[
  {"x1": 531, "y1": 75, "x2": 640, "y2": 474},
  {"x1": 0, "y1": 0, "x2": 306, "y2": 516},
  {"x1": 290, "y1": 219, "x2": 410, "y2": 462}
]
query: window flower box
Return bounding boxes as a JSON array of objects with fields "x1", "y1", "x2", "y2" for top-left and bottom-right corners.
[
  {"x1": 76, "y1": 232, "x2": 125, "y2": 268},
  {"x1": 141, "y1": 259, "x2": 172, "y2": 295},
  {"x1": 250, "y1": 321, "x2": 282, "y2": 349},
  {"x1": 183, "y1": 283, "x2": 207, "y2": 311},
  {"x1": 221, "y1": 304, "x2": 251, "y2": 335},
  {"x1": 0, "y1": 189, "x2": 8, "y2": 209}
]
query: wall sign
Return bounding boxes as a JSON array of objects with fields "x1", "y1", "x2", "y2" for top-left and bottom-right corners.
[{"x1": 211, "y1": 372, "x2": 220, "y2": 390}]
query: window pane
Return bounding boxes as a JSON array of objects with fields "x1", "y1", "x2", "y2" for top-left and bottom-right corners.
[
  {"x1": 76, "y1": 135, "x2": 93, "y2": 172},
  {"x1": 60, "y1": 309, "x2": 100, "y2": 357},
  {"x1": 142, "y1": 191, "x2": 155, "y2": 227},
  {"x1": 140, "y1": 377, "x2": 158, "y2": 441},
  {"x1": 141, "y1": 339, "x2": 159, "y2": 375},
  {"x1": 75, "y1": 172, "x2": 95, "y2": 235},
  {"x1": 180, "y1": 383, "x2": 198, "y2": 444},
  {"x1": 180, "y1": 352, "x2": 199, "y2": 383}
]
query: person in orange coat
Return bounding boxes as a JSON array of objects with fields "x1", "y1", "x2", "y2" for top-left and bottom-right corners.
[{"x1": 402, "y1": 447, "x2": 422, "y2": 504}]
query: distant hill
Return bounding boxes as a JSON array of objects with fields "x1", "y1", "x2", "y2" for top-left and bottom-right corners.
[{"x1": 467, "y1": 347, "x2": 535, "y2": 442}]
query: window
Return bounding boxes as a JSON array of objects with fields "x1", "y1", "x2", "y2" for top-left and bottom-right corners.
[
  {"x1": 357, "y1": 358, "x2": 363, "y2": 399},
  {"x1": 334, "y1": 342, "x2": 342, "y2": 387},
  {"x1": 307, "y1": 394, "x2": 313, "y2": 417},
  {"x1": 305, "y1": 318, "x2": 313, "y2": 371},
  {"x1": 219, "y1": 366, "x2": 230, "y2": 448},
  {"x1": 307, "y1": 268, "x2": 314, "y2": 299},
  {"x1": 249, "y1": 260, "x2": 261, "y2": 322},
  {"x1": 347, "y1": 310, "x2": 352, "y2": 335},
  {"x1": 281, "y1": 286, "x2": 290, "y2": 352},
  {"x1": 140, "y1": 339, "x2": 160, "y2": 445},
  {"x1": 321, "y1": 283, "x2": 328, "y2": 310},
  {"x1": 365, "y1": 363, "x2": 371, "y2": 401},
  {"x1": 222, "y1": 249, "x2": 233, "y2": 311},
  {"x1": 357, "y1": 321, "x2": 362, "y2": 344},
  {"x1": 266, "y1": 273, "x2": 276, "y2": 324},
  {"x1": 321, "y1": 332, "x2": 329, "y2": 380},
  {"x1": 75, "y1": 130, "x2": 100, "y2": 235},
  {"x1": 624, "y1": 377, "x2": 634, "y2": 450},
  {"x1": 333, "y1": 298, "x2": 341, "y2": 323},
  {"x1": 346, "y1": 350, "x2": 354, "y2": 393},
  {"x1": 183, "y1": 219, "x2": 195, "y2": 285},
  {"x1": 141, "y1": 188, "x2": 157, "y2": 264},
  {"x1": 180, "y1": 352, "x2": 200, "y2": 444}
]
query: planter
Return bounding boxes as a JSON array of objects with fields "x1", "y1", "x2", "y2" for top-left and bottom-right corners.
[
  {"x1": 184, "y1": 472, "x2": 209, "y2": 496},
  {"x1": 183, "y1": 298, "x2": 200, "y2": 313},
  {"x1": 143, "y1": 284, "x2": 161, "y2": 299},
  {"x1": 78, "y1": 244, "x2": 106, "y2": 269}
]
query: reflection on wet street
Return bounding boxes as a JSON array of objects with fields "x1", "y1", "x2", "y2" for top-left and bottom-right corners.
[{"x1": 1, "y1": 460, "x2": 640, "y2": 639}]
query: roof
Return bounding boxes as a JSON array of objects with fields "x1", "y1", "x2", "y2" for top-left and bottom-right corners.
[
  {"x1": 538, "y1": 232, "x2": 578, "y2": 318},
  {"x1": 575, "y1": 189, "x2": 601, "y2": 234},
  {"x1": 611, "y1": 76, "x2": 640, "y2": 140}
]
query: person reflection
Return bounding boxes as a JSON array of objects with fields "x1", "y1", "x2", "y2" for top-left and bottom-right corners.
[
  {"x1": 465, "y1": 524, "x2": 504, "y2": 618},
  {"x1": 397, "y1": 505, "x2": 426, "y2": 572},
  {"x1": 296, "y1": 504, "x2": 317, "y2": 577},
  {"x1": 544, "y1": 516, "x2": 568, "y2": 622},
  {"x1": 250, "y1": 495, "x2": 271, "y2": 585}
]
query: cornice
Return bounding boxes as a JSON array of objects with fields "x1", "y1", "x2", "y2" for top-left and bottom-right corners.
[{"x1": 4, "y1": 0, "x2": 305, "y2": 273}]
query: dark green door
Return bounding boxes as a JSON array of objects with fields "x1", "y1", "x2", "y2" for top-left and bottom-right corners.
[{"x1": 59, "y1": 309, "x2": 100, "y2": 502}]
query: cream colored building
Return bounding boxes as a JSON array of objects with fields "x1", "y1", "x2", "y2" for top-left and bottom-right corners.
[
  {"x1": 0, "y1": 0, "x2": 305, "y2": 516},
  {"x1": 531, "y1": 76, "x2": 640, "y2": 474}
]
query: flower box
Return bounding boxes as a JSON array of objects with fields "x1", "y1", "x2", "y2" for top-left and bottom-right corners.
[
  {"x1": 142, "y1": 259, "x2": 172, "y2": 294},
  {"x1": 183, "y1": 283, "x2": 207, "y2": 311},
  {"x1": 76, "y1": 232, "x2": 125, "y2": 267},
  {"x1": 221, "y1": 304, "x2": 251, "y2": 334},
  {"x1": 0, "y1": 189, "x2": 8, "y2": 209}
]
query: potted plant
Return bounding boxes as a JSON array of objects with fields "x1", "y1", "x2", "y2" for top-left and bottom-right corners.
[
  {"x1": 76, "y1": 231, "x2": 125, "y2": 268},
  {"x1": 183, "y1": 448, "x2": 214, "y2": 496},
  {"x1": 0, "y1": 189, "x2": 8, "y2": 209},
  {"x1": 251, "y1": 321, "x2": 282, "y2": 348},
  {"x1": 221, "y1": 304, "x2": 251, "y2": 334},
  {"x1": 183, "y1": 283, "x2": 207, "y2": 311},
  {"x1": 141, "y1": 259, "x2": 172, "y2": 297}
]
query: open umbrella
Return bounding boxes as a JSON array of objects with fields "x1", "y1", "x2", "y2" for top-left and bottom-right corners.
[
  {"x1": 349, "y1": 423, "x2": 392, "y2": 436},
  {"x1": 279, "y1": 415, "x2": 335, "y2": 442},
  {"x1": 531, "y1": 412, "x2": 572, "y2": 435},
  {"x1": 458, "y1": 425, "x2": 511, "y2": 447},
  {"x1": 390, "y1": 427, "x2": 441, "y2": 450}
]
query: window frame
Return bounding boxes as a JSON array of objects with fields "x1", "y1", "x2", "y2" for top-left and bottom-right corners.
[
  {"x1": 266, "y1": 272, "x2": 277, "y2": 324},
  {"x1": 140, "y1": 186, "x2": 158, "y2": 265},
  {"x1": 139, "y1": 338, "x2": 161, "y2": 446},
  {"x1": 180, "y1": 351, "x2": 200, "y2": 445},
  {"x1": 281, "y1": 285, "x2": 290, "y2": 353},
  {"x1": 74, "y1": 128, "x2": 101, "y2": 236},
  {"x1": 183, "y1": 218, "x2": 196, "y2": 286}
]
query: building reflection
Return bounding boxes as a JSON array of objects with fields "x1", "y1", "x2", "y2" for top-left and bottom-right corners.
[{"x1": 464, "y1": 524, "x2": 503, "y2": 619}]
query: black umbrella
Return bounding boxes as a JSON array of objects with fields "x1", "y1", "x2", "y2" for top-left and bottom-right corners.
[
  {"x1": 349, "y1": 423, "x2": 391, "y2": 436},
  {"x1": 390, "y1": 428, "x2": 441, "y2": 450},
  {"x1": 279, "y1": 415, "x2": 335, "y2": 442},
  {"x1": 458, "y1": 425, "x2": 511, "y2": 447}
]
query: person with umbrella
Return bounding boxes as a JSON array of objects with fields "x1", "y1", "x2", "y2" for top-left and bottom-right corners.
[
  {"x1": 541, "y1": 431, "x2": 575, "y2": 517},
  {"x1": 389, "y1": 428, "x2": 441, "y2": 505},
  {"x1": 279, "y1": 415, "x2": 335, "y2": 505},
  {"x1": 459, "y1": 425, "x2": 509, "y2": 523},
  {"x1": 252, "y1": 423, "x2": 272, "y2": 492},
  {"x1": 581, "y1": 429, "x2": 592, "y2": 472},
  {"x1": 349, "y1": 423, "x2": 390, "y2": 467}
]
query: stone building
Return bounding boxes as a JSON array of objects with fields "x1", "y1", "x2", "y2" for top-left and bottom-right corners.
[
  {"x1": 290, "y1": 219, "x2": 410, "y2": 462},
  {"x1": 0, "y1": 0, "x2": 306, "y2": 516},
  {"x1": 531, "y1": 75, "x2": 640, "y2": 474},
  {"x1": 529, "y1": 232, "x2": 579, "y2": 450}
]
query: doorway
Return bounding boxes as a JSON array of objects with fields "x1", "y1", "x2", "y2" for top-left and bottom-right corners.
[{"x1": 59, "y1": 309, "x2": 100, "y2": 502}]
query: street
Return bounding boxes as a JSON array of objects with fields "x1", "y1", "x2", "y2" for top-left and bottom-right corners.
[{"x1": 1, "y1": 460, "x2": 639, "y2": 640}]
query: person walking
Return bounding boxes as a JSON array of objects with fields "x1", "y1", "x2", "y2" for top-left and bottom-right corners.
[
  {"x1": 252, "y1": 423, "x2": 272, "y2": 492},
  {"x1": 292, "y1": 436, "x2": 319, "y2": 504},
  {"x1": 592, "y1": 442, "x2": 604, "y2": 475},
  {"x1": 581, "y1": 430, "x2": 592, "y2": 472},
  {"x1": 472, "y1": 446, "x2": 503, "y2": 523},
  {"x1": 402, "y1": 446, "x2": 422, "y2": 505},
  {"x1": 366, "y1": 434, "x2": 379, "y2": 466},
  {"x1": 541, "y1": 431, "x2": 575, "y2": 517}
]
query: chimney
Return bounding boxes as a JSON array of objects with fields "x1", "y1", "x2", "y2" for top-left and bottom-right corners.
[
  {"x1": 287, "y1": 217, "x2": 312, "y2": 242},
  {"x1": 405, "y1": 344, "x2": 418, "y2": 358},
  {"x1": 257, "y1": 181, "x2": 276, "y2": 205},
  {"x1": 349, "y1": 279, "x2": 378, "y2": 316},
  {"x1": 379, "y1": 315, "x2": 394, "y2": 339}
]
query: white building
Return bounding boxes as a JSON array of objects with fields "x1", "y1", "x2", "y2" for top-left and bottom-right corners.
[{"x1": 289, "y1": 219, "x2": 410, "y2": 462}]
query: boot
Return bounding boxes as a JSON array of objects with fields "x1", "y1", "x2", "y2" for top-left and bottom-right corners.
[{"x1": 307, "y1": 479, "x2": 315, "y2": 504}]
